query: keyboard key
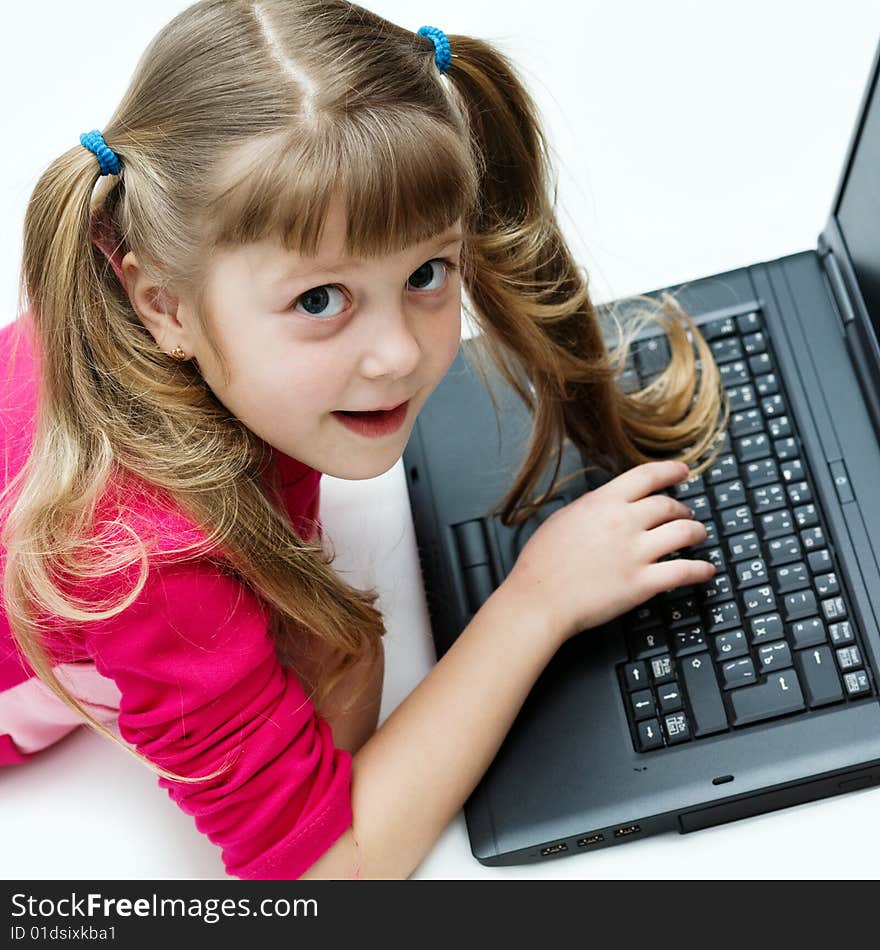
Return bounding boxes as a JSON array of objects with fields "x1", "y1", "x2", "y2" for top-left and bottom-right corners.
[
  {"x1": 627, "y1": 625, "x2": 668, "y2": 658},
  {"x1": 783, "y1": 589, "x2": 818, "y2": 621},
  {"x1": 807, "y1": 549, "x2": 832, "y2": 574},
  {"x1": 672, "y1": 624, "x2": 707, "y2": 657},
  {"x1": 735, "y1": 558, "x2": 768, "y2": 588},
  {"x1": 720, "y1": 360, "x2": 750, "y2": 385},
  {"x1": 701, "y1": 316, "x2": 737, "y2": 339},
  {"x1": 749, "y1": 612, "x2": 784, "y2": 644},
  {"x1": 713, "y1": 628, "x2": 749, "y2": 660},
  {"x1": 728, "y1": 531, "x2": 761, "y2": 562},
  {"x1": 744, "y1": 458, "x2": 780, "y2": 489},
  {"x1": 795, "y1": 646, "x2": 843, "y2": 707},
  {"x1": 754, "y1": 372, "x2": 778, "y2": 396},
  {"x1": 742, "y1": 585, "x2": 776, "y2": 616},
  {"x1": 780, "y1": 459, "x2": 805, "y2": 483},
  {"x1": 624, "y1": 661, "x2": 649, "y2": 691},
  {"x1": 766, "y1": 535, "x2": 802, "y2": 567},
  {"x1": 707, "y1": 454, "x2": 738, "y2": 484},
  {"x1": 829, "y1": 621, "x2": 854, "y2": 646},
  {"x1": 814, "y1": 572, "x2": 839, "y2": 597},
  {"x1": 767, "y1": 415, "x2": 791, "y2": 439},
  {"x1": 719, "y1": 505, "x2": 753, "y2": 534},
  {"x1": 761, "y1": 394, "x2": 785, "y2": 417},
  {"x1": 635, "y1": 336, "x2": 671, "y2": 376},
  {"x1": 680, "y1": 653, "x2": 728, "y2": 736},
  {"x1": 822, "y1": 596, "x2": 847, "y2": 622},
  {"x1": 800, "y1": 526, "x2": 826, "y2": 551},
  {"x1": 749, "y1": 352, "x2": 772, "y2": 376},
  {"x1": 794, "y1": 504, "x2": 819, "y2": 529},
  {"x1": 727, "y1": 384, "x2": 757, "y2": 412},
  {"x1": 630, "y1": 689, "x2": 657, "y2": 721},
  {"x1": 636, "y1": 718, "x2": 664, "y2": 750},
  {"x1": 773, "y1": 562, "x2": 810, "y2": 594},
  {"x1": 663, "y1": 596, "x2": 701, "y2": 628},
  {"x1": 714, "y1": 478, "x2": 747, "y2": 507},
  {"x1": 730, "y1": 669, "x2": 805, "y2": 726},
  {"x1": 721, "y1": 656, "x2": 757, "y2": 689},
  {"x1": 836, "y1": 645, "x2": 862, "y2": 671},
  {"x1": 737, "y1": 311, "x2": 763, "y2": 335},
  {"x1": 787, "y1": 480, "x2": 812, "y2": 504},
  {"x1": 757, "y1": 640, "x2": 792, "y2": 673},
  {"x1": 710, "y1": 338, "x2": 744, "y2": 364},
  {"x1": 663, "y1": 711, "x2": 692, "y2": 744},
  {"x1": 759, "y1": 508, "x2": 794, "y2": 540},
  {"x1": 700, "y1": 572, "x2": 734, "y2": 605},
  {"x1": 752, "y1": 484, "x2": 787, "y2": 513},
  {"x1": 657, "y1": 683, "x2": 684, "y2": 714},
  {"x1": 743, "y1": 330, "x2": 768, "y2": 355},
  {"x1": 631, "y1": 601, "x2": 663, "y2": 629},
  {"x1": 650, "y1": 655, "x2": 676, "y2": 685},
  {"x1": 844, "y1": 670, "x2": 871, "y2": 697},
  {"x1": 705, "y1": 601, "x2": 741, "y2": 634},
  {"x1": 672, "y1": 474, "x2": 705, "y2": 499},
  {"x1": 684, "y1": 494, "x2": 713, "y2": 521},
  {"x1": 790, "y1": 618, "x2": 826, "y2": 649},
  {"x1": 735, "y1": 433, "x2": 772, "y2": 464}
]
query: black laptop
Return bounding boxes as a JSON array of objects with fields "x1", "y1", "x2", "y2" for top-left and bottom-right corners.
[{"x1": 402, "y1": 37, "x2": 880, "y2": 866}]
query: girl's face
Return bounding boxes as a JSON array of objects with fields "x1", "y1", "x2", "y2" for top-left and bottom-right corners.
[{"x1": 191, "y1": 196, "x2": 464, "y2": 479}]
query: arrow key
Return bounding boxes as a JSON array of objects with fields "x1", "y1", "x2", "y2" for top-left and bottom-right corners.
[
  {"x1": 794, "y1": 646, "x2": 844, "y2": 708},
  {"x1": 657, "y1": 682, "x2": 684, "y2": 714},
  {"x1": 636, "y1": 718, "x2": 664, "y2": 751},
  {"x1": 630, "y1": 689, "x2": 657, "y2": 721}
]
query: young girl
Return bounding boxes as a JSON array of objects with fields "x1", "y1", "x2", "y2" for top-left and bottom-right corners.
[{"x1": 0, "y1": 0, "x2": 726, "y2": 879}]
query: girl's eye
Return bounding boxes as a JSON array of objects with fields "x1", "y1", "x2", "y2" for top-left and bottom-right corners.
[
  {"x1": 294, "y1": 285, "x2": 347, "y2": 320},
  {"x1": 406, "y1": 258, "x2": 454, "y2": 292},
  {"x1": 291, "y1": 258, "x2": 458, "y2": 320}
]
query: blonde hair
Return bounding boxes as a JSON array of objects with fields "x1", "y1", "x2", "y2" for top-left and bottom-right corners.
[{"x1": 1, "y1": 0, "x2": 727, "y2": 785}]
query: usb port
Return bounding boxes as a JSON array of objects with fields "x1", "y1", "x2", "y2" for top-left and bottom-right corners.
[
  {"x1": 613, "y1": 824, "x2": 641, "y2": 838},
  {"x1": 577, "y1": 834, "x2": 604, "y2": 847},
  {"x1": 540, "y1": 842, "x2": 569, "y2": 855}
]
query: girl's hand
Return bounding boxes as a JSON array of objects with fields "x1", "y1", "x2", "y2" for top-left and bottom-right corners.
[{"x1": 502, "y1": 460, "x2": 716, "y2": 644}]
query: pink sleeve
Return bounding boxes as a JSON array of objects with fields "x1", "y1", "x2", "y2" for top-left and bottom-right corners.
[{"x1": 78, "y1": 558, "x2": 352, "y2": 879}]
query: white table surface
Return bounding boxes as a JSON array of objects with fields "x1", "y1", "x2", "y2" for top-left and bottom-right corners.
[{"x1": 2, "y1": 0, "x2": 880, "y2": 879}]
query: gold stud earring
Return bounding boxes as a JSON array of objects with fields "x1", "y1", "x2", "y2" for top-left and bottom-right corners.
[{"x1": 169, "y1": 345, "x2": 188, "y2": 361}]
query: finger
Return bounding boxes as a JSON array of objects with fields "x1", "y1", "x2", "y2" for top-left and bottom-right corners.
[
  {"x1": 607, "y1": 460, "x2": 690, "y2": 504},
  {"x1": 640, "y1": 517, "x2": 708, "y2": 563},
  {"x1": 631, "y1": 493, "x2": 695, "y2": 531},
  {"x1": 645, "y1": 555, "x2": 717, "y2": 594}
]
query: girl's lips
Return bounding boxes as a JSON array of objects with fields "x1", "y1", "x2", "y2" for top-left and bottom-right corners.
[{"x1": 331, "y1": 400, "x2": 410, "y2": 438}]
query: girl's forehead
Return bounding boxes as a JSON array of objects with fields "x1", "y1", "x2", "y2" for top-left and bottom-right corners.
[{"x1": 218, "y1": 214, "x2": 463, "y2": 288}]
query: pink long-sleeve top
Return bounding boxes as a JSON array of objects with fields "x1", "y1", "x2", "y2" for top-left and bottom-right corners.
[{"x1": 0, "y1": 310, "x2": 352, "y2": 879}]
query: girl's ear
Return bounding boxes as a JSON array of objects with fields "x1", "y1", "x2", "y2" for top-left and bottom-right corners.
[
  {"x1": 90, "y1": 209, "x2": 128, "y2": 291},
  {"x1": 121, "y1": 250, "x2": 187, "y2": 352}
]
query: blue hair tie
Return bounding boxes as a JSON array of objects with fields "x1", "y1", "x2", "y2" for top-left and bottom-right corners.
[
  {"x1": 417, "y1": 25, "x2": 451, "y2": 74},
  {"x1": 79, "y1": 129, "x2": 122, "y2": 176}
]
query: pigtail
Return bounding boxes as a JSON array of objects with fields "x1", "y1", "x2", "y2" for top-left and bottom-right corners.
[
  {"x1": 5, "y1": 140, "x2": 232, "y2": 784},
  {"x1": 442, "y1": 36, "x2": 729, "y2": 525}
]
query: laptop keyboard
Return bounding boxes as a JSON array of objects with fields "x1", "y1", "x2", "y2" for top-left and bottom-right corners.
[{"x1": 616, "y1": 306, "x2": 876, "y2": 752}]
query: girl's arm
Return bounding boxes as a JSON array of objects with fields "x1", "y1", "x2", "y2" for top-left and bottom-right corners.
[{"x1": 301, "y1": 580, "x2": 560, "y2": 879}]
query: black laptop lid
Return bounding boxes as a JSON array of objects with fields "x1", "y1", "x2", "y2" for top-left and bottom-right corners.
[{"x1": 823, "y1": 36, "x2": 880, "y2": 337}]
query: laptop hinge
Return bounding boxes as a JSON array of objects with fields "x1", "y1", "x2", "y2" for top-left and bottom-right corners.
[{"x1": 817, "y1": 235, "x2": 857, "y2": 332}]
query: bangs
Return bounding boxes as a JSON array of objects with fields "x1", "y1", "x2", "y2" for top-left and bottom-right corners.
[{"x1": 204, "y1": 108, "x2": 481, "y2": 259}]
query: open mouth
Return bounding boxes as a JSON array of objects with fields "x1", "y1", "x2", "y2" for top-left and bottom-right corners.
[{"x1": 331, "y1": 400, "x2": 410, "y2": 437}]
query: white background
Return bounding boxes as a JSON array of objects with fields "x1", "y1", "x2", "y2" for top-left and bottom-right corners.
[{"x1": 1, "y1": 0, "x2": 879, "y2": 879}]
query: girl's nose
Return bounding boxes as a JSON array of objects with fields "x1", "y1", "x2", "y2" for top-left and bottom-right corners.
[{"x1": 357, "y1": 305, "x2": 422, "y2": 380}]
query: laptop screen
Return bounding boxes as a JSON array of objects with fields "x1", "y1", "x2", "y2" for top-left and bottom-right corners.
[{"x1": 836, "y1": 48, "x2": 880, "y2": 334}]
